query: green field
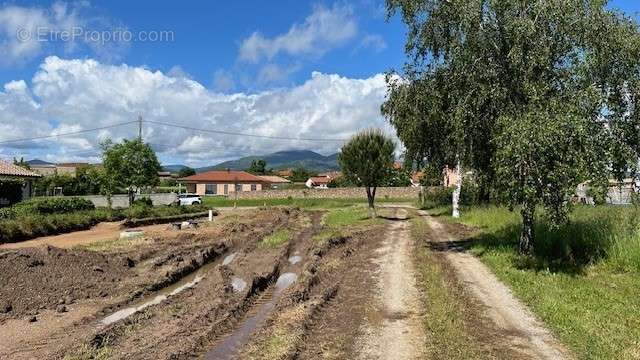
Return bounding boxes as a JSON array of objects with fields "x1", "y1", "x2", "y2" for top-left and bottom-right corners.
[
  {"x1": 437, "y1": 205, "x2": 640, "y2": 359},
  {"x1": 202, "y1": 196, "x2": 414, "y2": 209}
]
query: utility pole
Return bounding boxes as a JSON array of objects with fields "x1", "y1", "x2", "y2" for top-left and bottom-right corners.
[{"x1": 138, "y1": 115, "x2": 143, "y2": 140}]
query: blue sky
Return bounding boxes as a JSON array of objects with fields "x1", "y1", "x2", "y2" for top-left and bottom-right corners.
[
  {"x1": 0, "y1": 1, "x2": 406, "y2": 91},
  {"x1": 0, "y1": 1, "x2": 638, "y2": 166}
]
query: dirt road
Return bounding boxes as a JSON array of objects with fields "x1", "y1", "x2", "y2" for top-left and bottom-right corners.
[
  {"x1": 356, "y1": 210, "x2": 426, "y2": 359},
  {"x1": 420, "y1": 211, "x2": 571, "y2": 360}
]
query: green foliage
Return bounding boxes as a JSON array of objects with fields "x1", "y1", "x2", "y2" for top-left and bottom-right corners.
[
  {"x1": 247, "y1": 159, "x2": 267, "y2": 175},
  {"x1": 385, "y1": 0, "x2": 640, "y2": 253},
  {"x1": 102, "y1": 139, "x2": 161, "y2": 205},
  {"x1": 289, "y1": 167, "x2": 314, "y2": 182},
  {"x1": 0, "y1": 197, "x2": 95, "y2": 219},
  {"x1": 131, "y1": 197, "x2": 153, "y2": 207},
  {"x1": 177, "y1": 167, "x2": 196, "y2": 178},
  {"x1": 12, "y1": 157, "x2": 30, "y2": 170},
  {"x1": 327, "y1": 176, "x2": 356, "y2": 188},
  {"x1": 339, "y1": 129, "x2": 396, "y2": 210},
  {"x1": 382, "y1": 167, "x2": 412, "y2": 187},
  {"x1": 449, "y1": 205, "x2": 640, "y2": 359},
  {"x1": 34, "y1": 166, "x2": 106, "y2": 196},
  {"x1": 0, "y1": 178, "x2": 24, "y2": 206}
]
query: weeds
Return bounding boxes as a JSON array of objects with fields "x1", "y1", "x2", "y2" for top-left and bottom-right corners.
[
  {"x1": 447, "y1": 204, "x2": 640, "y2": 359},
  {"x1": 262, "y1": 229, "x2": 292, "y2": 248}
]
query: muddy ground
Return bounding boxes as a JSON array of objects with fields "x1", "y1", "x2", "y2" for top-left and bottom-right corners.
[{"x1": 0, "y1": 206, "x2": 569, "y2": 360}]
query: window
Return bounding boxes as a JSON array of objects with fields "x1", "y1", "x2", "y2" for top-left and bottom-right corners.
[
  {"x1": 205, "y1": 184, "x2": 216, "y2": 195},
  {"x1": 223, "y1": 184, "x2": 228, "y2": 195},
  {"x1": 251, "y1": 184, "x2": 257, "y2": 191},
  {"x1": 236, "y1": 184, "x2": 242, "y2": 192}
]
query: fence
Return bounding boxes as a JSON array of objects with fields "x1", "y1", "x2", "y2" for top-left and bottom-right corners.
[{"x1": 79, "y1": 193, "x2": 178, "y2": 208}]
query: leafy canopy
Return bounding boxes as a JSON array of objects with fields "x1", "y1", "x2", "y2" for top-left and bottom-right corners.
[
  {"x1": 339, "y1": 129, "x2": 396, "y2": 190},
  {"x1": 102, "y1": 139, "x2": 161, "y2": 192}
]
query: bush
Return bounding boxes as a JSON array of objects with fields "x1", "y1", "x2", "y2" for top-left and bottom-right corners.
[
  {"x1": 6, "y1": 197, "x2": 95, "y2": 218},
  {"x1": 421, "y1": 186, "x2": 454, "y2": 209},
  {"x1": 131, "y1": 197, "x2": 153, "y2": 207}
]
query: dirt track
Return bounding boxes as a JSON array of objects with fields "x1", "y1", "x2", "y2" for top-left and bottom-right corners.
[
  {"x1": 420, "y1": 211, "x2": 571, "y2": 360},
  {"x1": 356, "y1": 211, "x2": 426, "y2": 359}
]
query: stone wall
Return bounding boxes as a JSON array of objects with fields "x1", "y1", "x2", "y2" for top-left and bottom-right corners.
[
  {"x1": 234, "y1": 187, "x2": 420, "y2": 200},
  {"x1": 80, "y1": 193, "x2": 178, "y2": 208}
]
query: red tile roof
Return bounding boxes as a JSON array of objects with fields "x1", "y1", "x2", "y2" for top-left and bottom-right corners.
[
  {"x1": 0, "y1": 160, "x2": 41, "y2": 178},
  {"x1": 179, "y1": 170, "x2": 268, "y2": 183}
]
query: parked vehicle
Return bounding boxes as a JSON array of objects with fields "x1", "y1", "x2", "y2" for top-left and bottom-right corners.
[{"x1": 177, "y1": 193, "x2": 202, "y2": 206}]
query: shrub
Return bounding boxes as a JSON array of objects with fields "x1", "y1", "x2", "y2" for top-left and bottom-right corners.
[
  {"x1": 4, "y1": 197, "x2": 95, "y2": 218},
  {"x1": 421, "y1": 186, "x2": 454, "y2": 209},
  {"x1": 131, "y1": 197, "x2": 153, "y2": 207}
]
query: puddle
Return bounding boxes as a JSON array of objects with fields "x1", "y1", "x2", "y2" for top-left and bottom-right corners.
[
  {"x1": 231, "y1": 277, "x2": 247, "y2": 293},
  {"x1": 99, "y1": 257, "x2": 222, "y2": 326},
  {"x1": 204, "y1": 272, "x2": 298, "y2": 360},
  {"x1": 223, "y1": 252, "x2": 237, "y2": 266},
  {"x1": 288, "y1": 255, "x2": 302, "y2": 265}
]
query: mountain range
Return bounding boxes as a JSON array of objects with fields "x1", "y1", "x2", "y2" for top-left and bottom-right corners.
[{"x1": 162, "y1": 150, "x2": 340, "y2": 173}]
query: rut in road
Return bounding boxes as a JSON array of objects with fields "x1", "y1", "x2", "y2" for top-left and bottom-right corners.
[
  {"x1": 356, "y1": 210, "x2": 426, "y2": 360},
  {"x1": 421, "y1": 211, "x2": 572, "y2": 360}
]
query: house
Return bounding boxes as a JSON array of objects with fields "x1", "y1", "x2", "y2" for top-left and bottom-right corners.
[
  {"x1": 318, "y1": 171, "x2": 342, "y2": 179},
  {"x1": 258, "y1": 175, "x2": 291, "y2": 189},
  {"x1": 56, "y1": 162, "x2": 90, "y2": 176},
  {"x1": 306, "y1": 176, "x2": 331, "y2": 189},
  {"x1": 178, "y1": 170, "x2": 270, "y2": 196},
  {"x1": 29, "y1": 161, "x2": 93, "y2": 177},
  {"x1": 276, "y1": 169, "x2": 293, "y2": 178},
  {"x1": 29, "y1": 162, "x2": 57, "y2": 176},
  {"x1": 0, "y1": 159, "x2": 41, "y2": 206},
  {"x1": 158, "y1": 171, "x2": 173, "y2": 181}
]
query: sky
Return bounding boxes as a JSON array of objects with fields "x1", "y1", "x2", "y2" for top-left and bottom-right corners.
[{"x1": 0, "y1": 0, "x2": 638, "y2": 167}]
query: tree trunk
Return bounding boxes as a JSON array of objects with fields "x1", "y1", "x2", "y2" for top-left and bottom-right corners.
[
  {"x1": 519, "y1": 202, "x2": 535, "y2": 255},
  {"x1": 452, "y1": 160, "x2": 462, "y2": 218},
  {"x1": 128, "y1": 188, "x2": 135, "y2": 207},
  {"x1": 365, "y1": 186, "x2": 376, "y2": 218}
]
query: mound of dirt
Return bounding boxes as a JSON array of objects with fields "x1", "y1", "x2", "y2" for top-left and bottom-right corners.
[{"x1": 0, "y1": 246, "x2": 133, "y2": 320}]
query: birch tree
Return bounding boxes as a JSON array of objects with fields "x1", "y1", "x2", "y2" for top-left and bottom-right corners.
[{"x1": 385, "y1": 0, "x2": 640, "y2": 254}]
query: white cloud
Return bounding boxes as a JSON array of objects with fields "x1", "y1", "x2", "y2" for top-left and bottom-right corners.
[
  {"x1": 356, "y1": 34, "x2": 388, "y2": 53},
  {"x1": 238, "y1": 4, "x2": 357, "y2": 63},
  {"x1": 257, "y1": 63, "x2": 301, "y2": 85},
  {"x1": 0, "y1": 2, "x2": 84, "y2": 66},
  {"x1": 213, "y1": 69, "x2": 235, "y2": 92},
  {"x1": 0, "y1": 57, "x2": 392, "y2": 166}
]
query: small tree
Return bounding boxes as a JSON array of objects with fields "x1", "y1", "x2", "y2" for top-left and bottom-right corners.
[
  {"x1": 102, "y1": 139, "x2": 161, "y2": 206},
  {"x1": 339, "y1": 129, "x2": 395, "y2": 217},
  {"x1": 178, "y1": 167, "x2": 196, "y2": 178},
  {"x1": 247, "y1": 159, "x2": 267, "y2": 175}
]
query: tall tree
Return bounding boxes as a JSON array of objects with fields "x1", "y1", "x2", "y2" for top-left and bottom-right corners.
[
  {"x1": 102, "y1": 139, "x2": 161, "y2": 206},
  {"x1": 385, "y1": 0, "x2": 640, "y2": 254},
  {"x1": 339, "y1": 129, "x2": 396, "y2": 217},
  {"x1": 247, "y1": 159, "x2": 267, "y2": 175}
]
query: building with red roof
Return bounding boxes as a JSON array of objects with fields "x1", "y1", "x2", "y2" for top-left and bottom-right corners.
[{"x1": 178, "y1": 170, "x2": 270, "y2": 196}]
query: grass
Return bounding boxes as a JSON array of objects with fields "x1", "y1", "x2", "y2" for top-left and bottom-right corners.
[
  {"x1": 312, "y1": 206, "x2": 384, "y2": 242},
  {"x1": 411, "y1": 217, "x2": 483, "y2": 359},
  {"x1": 202, "y1": 196, "x2": 413, "y2": 209},
  {"x1": 261, "y1": 229, "x2": 293, "y2": 248},
  {"x1": 442, "y1": 204, "x2": 640, "y2": 360}
]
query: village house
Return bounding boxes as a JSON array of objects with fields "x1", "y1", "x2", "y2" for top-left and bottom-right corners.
[
  {"x1": 305, "y1": 176, "x2": 331, "y2": 189},
  {"x1": 258, "y1": 175, "x2": 291, "y2": 189},
  {"x1": 178, "y1": 170, "x2": 270, "y2": 196},
  {"x1": 0, "y1": 159, "x2": 41, "y2": 206}
]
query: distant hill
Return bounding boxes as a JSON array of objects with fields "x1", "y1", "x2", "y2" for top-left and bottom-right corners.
[
  {"x1": 162, "y1": 164, "x2": 190, "y2": 173},
  {"x1": 27, "y1": 159, "x2": 54, "y2": 166},
  {"x1": 196, "y1": 150, "x2": 340, "y2": 173}
]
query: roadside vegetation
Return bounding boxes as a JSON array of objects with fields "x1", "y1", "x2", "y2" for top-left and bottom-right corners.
[
  {"x1": 0, "y1": 196, "x2": 209, "y2": 244},
  {"x1": 202, "y1": 196, "x2": 412, "y2": 209},
  {"x1": 313, "y1": 206, "x2": 384, "y2": 243},
  {"x1": 410, "y1": 216, "x2": 483, "y2": 359},
  {"x1": 434, "y1": 204, "x2": 640, "y2": 360}
]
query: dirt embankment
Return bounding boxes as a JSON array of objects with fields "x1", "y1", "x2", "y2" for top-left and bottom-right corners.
[{"x1": 0, "y1": 208, "x2": 300, "y2": 359}]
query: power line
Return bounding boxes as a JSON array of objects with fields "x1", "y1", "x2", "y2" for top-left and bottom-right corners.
[
  {"x1": 145, "y1": 120, "x2": 348, "y2": 142},
  {"x1": 0, "y1": 120, "x2": 138, "y2": 145}
]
